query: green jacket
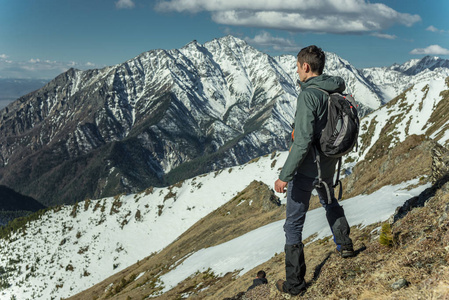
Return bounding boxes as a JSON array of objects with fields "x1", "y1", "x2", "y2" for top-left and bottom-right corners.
[{"x1": 279, "y1": 74, "x2": 346, "y2": 182}]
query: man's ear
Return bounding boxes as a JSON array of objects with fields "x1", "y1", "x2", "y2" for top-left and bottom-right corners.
[{"x1": 303, "y1": 62, "x2": 311, "y2": 73}]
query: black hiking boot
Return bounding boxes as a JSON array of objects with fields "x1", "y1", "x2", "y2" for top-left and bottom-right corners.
[
  {"x1": 276, "y1": 279, "x2": 287, "y2": 293},
  {"x1": 337, "y1": 244, "x2": 355, "y2": 258},
  {"x1": 283, "y1": 243, "x2": 307, "y2": 295},
  {"x1": 276, "y1": 279, "x2": 306, "y2": 296}
]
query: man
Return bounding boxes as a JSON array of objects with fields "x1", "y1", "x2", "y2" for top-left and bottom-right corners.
[
  {"x1": 274, "y1": 45, "x2": 354, "y2": 296},
  {"x1": 247, "y1": 270, "x2": 268, "y2": 291}
]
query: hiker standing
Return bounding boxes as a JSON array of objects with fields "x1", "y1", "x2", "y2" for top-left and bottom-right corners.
[{"x1": 274, "y1": 45, "x2": 355, "y2": 296}]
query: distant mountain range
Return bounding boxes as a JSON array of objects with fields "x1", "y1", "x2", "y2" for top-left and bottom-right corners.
[
  {"x1": 0, "y1": 78, "x2": 48, "y2": 109},
  {"x1": 0, "y1": 35, "x2": 448, "y2": 207}
]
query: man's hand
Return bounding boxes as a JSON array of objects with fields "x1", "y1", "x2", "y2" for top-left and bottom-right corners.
[{"x1": 274, "y1": 179, "x2": 288, "y2": 194}]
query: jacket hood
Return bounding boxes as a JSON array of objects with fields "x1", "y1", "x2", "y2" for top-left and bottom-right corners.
[{"x1": 300, "y1": 74, "x2": 345, "y2": 94}]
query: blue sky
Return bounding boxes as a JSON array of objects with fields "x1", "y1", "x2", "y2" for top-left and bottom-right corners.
[{"x1": 0, "y1": 0, "x2": 448, "y2": 79}]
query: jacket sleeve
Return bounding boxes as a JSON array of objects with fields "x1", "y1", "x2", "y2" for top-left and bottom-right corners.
[{"x1": 279, "y1": 92, "x2": 316, "y2": 182}]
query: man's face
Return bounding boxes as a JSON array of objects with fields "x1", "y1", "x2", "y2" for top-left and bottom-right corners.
[{"x1": 296, "y1": 60, "x2": 306, "y2": 82}]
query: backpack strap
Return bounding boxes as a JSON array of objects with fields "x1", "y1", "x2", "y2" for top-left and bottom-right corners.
[
  {"x1": 334, "y1": 158, "x2": 343, "y2": 201},
  {"x1": 307, "y1": 87, "x2": 344, "y2": 203},
  {"x1": 307, "y1": 86, "x2": 329, "y2": 95},
  {"x1": 312, "y1": 145, "x2": 332, "y2": 204},
  {"x1": 312, "y1": 145, "x2": 343, "y2": 204}
]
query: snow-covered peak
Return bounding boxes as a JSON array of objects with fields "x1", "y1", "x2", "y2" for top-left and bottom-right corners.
[
  {"x1": 391, "y1": 56, "x2": 449, "y2": 75},
  {"x1": 208, "y1": 35, "x2": 250, "y2": 49},
  {"x1": 361, "y1": 56, "x2": 449, "y2": 103}
]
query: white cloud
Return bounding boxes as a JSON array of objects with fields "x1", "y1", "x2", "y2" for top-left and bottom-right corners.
[
  {"x1": 410, "y1": 45, "x2": 449, "y2": 55},
  {"x1": 426, "y1": 25, "x2": 447, "y2": 33},
  {"x1": 370, "y1": 32, "x2": 397, "y2": 40},
  {"x1": 426, "y1": 25, "x2": 440, "y2": 32},
  {"x1": 155, "y1": 0, "x2": 421, "y2": 34},
  {"x1": 0, "y1": 58, "x2": 100, "y2": 79},
  {"x1": 116, "y1": 0, "x2": 135, "y2": 9},
  {"x1": 244, "y1": 31, "x2": 298, "y2": 52},
  {"x1": 0, "y1": 54, "x2": 8, "y2": 60}
]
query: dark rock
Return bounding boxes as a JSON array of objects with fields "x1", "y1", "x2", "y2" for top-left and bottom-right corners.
[{"x1": 391, "y1": 278, "x2": 409, "y2": 290}]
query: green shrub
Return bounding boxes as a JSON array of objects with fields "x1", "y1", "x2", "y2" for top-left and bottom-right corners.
[
  {"x1": 0, "y1": 207, "x2": 51, "y2": 240},
  {"x1": 379, "y1": 223, "x2": 394, "y2": 247}
]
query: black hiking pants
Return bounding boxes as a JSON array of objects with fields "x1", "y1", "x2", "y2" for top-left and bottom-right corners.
[{"x1": 283, "y1": 173, "x2": 353, "y2": 292}]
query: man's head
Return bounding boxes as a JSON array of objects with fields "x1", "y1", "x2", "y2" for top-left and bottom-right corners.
[
  {"x1": 296, "y1": 45, "x2": 325, "y2": 82},
  {"x1": 257, "y1": 270, "x2": 266, "y2": 278}
]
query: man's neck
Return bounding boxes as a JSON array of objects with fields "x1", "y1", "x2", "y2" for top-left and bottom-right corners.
[{"x1": 303, "y1": 73, "x2": 319, "y2": 82}]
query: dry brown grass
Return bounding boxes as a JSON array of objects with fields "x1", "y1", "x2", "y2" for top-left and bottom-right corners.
[
  {"x1": 425, "y1": 78, "x2": 449, "y2": 141},
  {"x1": 297, "y1": 184, "x2": 449, "y2": 300},
  {"x1": 343, "y1": 134, "x2": 432, "y2": 199}
]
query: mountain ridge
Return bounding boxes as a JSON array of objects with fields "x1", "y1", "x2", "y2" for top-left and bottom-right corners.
[{"x1": 0, "y1": 36, "x2": 448, "y2": 208}]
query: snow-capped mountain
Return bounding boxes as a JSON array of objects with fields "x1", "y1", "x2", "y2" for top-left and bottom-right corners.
[
  {"x1": 392, "y1": 56, "x2": 449, "y2": 75},
  {"x1": 0, "y1": 35, "x2": 448, "y2": 209},
  {"x1": 361, "y1": 56, "x2": 449, "y2": 103},
  {"x1": 0, "y1": 36, "x2": 300, "y2": 206},
  {"x1": 0, "y1": 36, "x2": 370, "y2": 207}
]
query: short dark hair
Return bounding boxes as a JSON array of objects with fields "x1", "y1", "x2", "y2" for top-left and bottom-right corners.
[
  {"x1": 297, "y1": 45, "x2": 325, "y2": 75},
  {"x1": 257, "y1": 270, "x2": 266, "y2": 278}
]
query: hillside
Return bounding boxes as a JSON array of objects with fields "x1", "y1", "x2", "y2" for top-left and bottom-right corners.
[
  {"x1": 0, "y1": 151, "x2": 289, "y2": 299},
  {"x1": 0, "y1": 131, "x2": 437, "y2": 300},
  {"x1": 66, "y1": 134, "x2": 445, "y2": 299}
]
